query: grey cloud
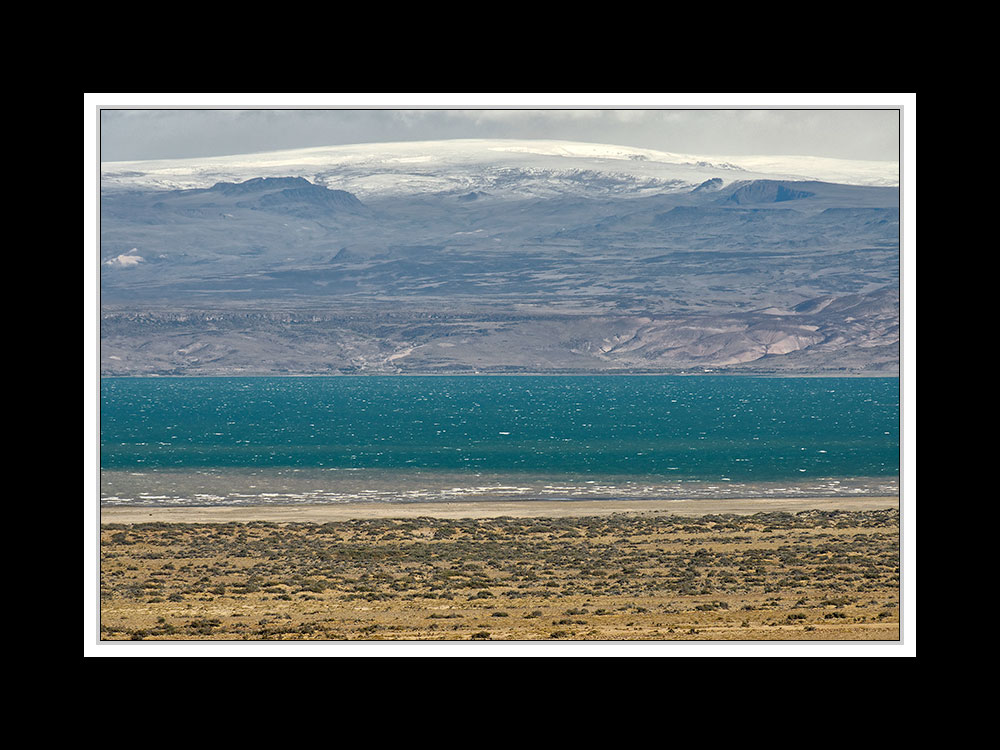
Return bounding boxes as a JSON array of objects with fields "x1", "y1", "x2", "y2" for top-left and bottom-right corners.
[{"x1": 99, "y1": 107, "x2": 900, "y2": 163}]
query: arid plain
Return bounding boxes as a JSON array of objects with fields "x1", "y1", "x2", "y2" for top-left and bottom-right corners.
[{"x1": 99, "y1": 497, "x2": 900, "y2": 642}]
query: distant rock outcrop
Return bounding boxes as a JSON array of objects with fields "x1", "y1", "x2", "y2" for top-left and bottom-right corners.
[
  {"x1": 724, "y1": 180, "x2": 816, "y2": 205},
  {"x1": 255, "y1": 184, "x2": 366, "y2": 213},
  {"x1": 208, "y1": 176, "x2": 313, "y2": 195},
  {"x1": 203, "y1": 177, "x2": 369, "y2": 218},
  {"x1": 691, "y1": 177, "x2": 723, "y2": 193}
]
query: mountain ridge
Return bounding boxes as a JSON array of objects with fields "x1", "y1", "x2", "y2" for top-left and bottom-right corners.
[{"x1": 99, "y1": 142, "x2": 900, "y2": 376}]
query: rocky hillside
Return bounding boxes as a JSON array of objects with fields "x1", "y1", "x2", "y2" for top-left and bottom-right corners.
[{"x1": 100, "y1": 286, "x2": 898, "y2": 375}]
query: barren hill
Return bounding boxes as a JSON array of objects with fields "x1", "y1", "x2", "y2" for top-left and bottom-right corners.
[{"x1": 100, "y1": 141, "x2": 900, "y2": 376}]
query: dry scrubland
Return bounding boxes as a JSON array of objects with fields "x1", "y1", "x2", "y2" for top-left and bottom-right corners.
[{"x1": 99, "y1": 507, "x2": 900, "y2": 642}]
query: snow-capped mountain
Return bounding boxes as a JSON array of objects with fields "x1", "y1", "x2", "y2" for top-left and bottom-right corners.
[
  {"x1": 98, "y1": 139, "x2": 900, "y2": 376},
  {"x1": 100, "y1": 139, "x2": 899, "y2": 199}
]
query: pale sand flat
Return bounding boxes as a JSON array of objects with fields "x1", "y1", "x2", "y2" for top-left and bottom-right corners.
[{"x1": 100, "y1": 496, "x2": 899, "y2": 524}]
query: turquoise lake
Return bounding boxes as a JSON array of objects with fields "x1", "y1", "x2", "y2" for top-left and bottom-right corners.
[{"x1": 99, "y1": 376, "x2": 900, "y2": 506}]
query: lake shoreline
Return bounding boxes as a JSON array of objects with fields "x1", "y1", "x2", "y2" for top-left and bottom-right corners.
[
  {"x1": 100, "y1": 371, "x2": 901, "y2": 379},
  {"x1": 101, "y1": 495, "x2": 899, "y2": 524}
]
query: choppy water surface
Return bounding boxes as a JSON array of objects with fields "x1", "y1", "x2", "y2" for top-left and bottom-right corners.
[{"x1": 100, "y1": 376, "x2": 899, "y2": 506}]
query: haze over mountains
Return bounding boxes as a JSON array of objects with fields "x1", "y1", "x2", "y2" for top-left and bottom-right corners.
[{"x1": 100, "y1": 139, "x2": 900, "y2": 375}]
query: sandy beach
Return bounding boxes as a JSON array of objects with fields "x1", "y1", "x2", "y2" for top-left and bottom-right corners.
[{"x1": 100, "y1": 495, "x2": 898, "y2": 525}]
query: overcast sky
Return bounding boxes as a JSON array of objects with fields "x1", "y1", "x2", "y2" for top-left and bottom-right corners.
[{"x1": 97, "y1": 96, "x2": 902, "y2": 163}]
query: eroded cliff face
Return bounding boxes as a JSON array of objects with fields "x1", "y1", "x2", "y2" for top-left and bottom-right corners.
[{"x1": 100, "y1": 286, "x2": 899, "y2": 375}]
